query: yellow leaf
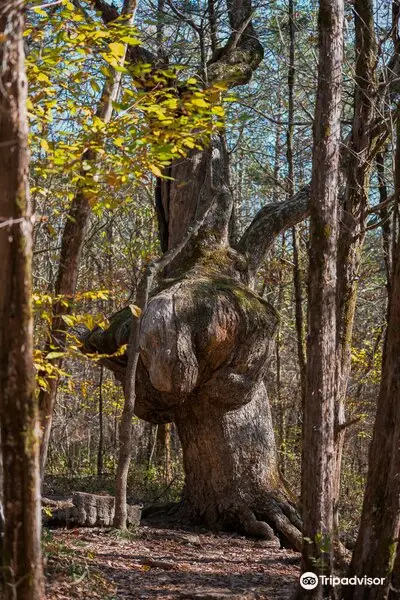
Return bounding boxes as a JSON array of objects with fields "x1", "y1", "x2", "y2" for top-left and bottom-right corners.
[
  {"x1": 150, "y1": 164, "x2": 163, "y2": 178},
  {"x1": 191, "y1": 98, "x2": 209, "y2": 108},
  {"x1": 130, "y1": 304, "x2": 142, "y2": 318},
  {"x1": 45, "y1": 351, "x2": 65, "y2": 360},
  {"x1": 61, "y1": 315, "x2": 75, "y2": 326},
  {"x1": 37, "y1": 72, "x2": 50, "y2": 83},
  {"x1": 33, "y1": 7, "x2": 47, "y2": 16},
  {"x1": 211, "y1": 106, "x2": 225, "y2": 117},
  {"x1": 109, "y1": 42, "x2": 125, "y2": 59},
  {"x1": 120, "y1": 36, "x2": 140, "y2": 46},
  {"x1": 37, "y1": 377, "x2": 49, "y2": 391}
]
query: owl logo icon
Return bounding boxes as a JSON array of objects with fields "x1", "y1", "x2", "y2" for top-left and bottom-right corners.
[{"x1": 300, "y1": 572, "x2": 319, "y2": 590}]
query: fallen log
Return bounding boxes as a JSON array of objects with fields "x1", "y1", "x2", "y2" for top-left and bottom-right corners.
[{"x1": 42, "y1": 492, "x2": 142, "y2": 528}]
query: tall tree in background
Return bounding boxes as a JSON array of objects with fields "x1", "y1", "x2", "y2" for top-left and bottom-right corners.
[
  {"x1": 287, "y1": 0, "x2": 306, "y2": 412},
  {"x1": 344, "y1": 124, "x2": 400, "y2": 600},
  {"x1": 333, "y1": 0, "x2": 378, "y2": 535},
  {"x1": 298, "y1": 0, "x2": 343, "y2": 597},
  {"x1": 0, "y1": 1, "x2": 44, "y2": 598}
]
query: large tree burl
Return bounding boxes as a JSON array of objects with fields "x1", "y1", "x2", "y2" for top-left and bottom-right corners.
[{"x1": 83, "y1": 264, "x2": 278, "y2": 425}]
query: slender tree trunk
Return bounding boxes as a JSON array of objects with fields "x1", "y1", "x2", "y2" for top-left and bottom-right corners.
[
  {"x1": 97, "y1": 366, "x2": 104, "y2": 481},
  {"x1": 208, "y1": 0, "x2": 218, "y2": 54},
  {"x1": 344, "y1": 123, "x2": 400, "y2": 600},
  {"x1": 376, "y1": 151, "x2": 392, "y2": 297},
  {"x1": 275, "y1": 234, "x2": 286, "y2": 473},
  {"x1": 156, "y1": 0, "x2": 165, "y2": 58},
  {"x1": 287, "y1": 0, "x2": 306, "y2": 411},
  {"x1": 297, "y1": 0, "x2": 343, "y2": 597},
  {"x1": 38, "y1": 186, "x2": 92, "y2": 476},
  {"x1": 333, "y1": 0, "x2": 377, "y2": 537},
  {"x1": 0, "y1": 3, "x2": 44, "y2": 598},
  {"x1": 0, "y1": 428, "x2": 3, "y2": 542},
  {"x1": 113, "y1": 292, "x2": 145, "y2": 529}
]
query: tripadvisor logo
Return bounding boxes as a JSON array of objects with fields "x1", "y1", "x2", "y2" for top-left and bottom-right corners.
[
  {"x1": 300, "y1": 572, "x2": 385, "y2": 589},
  {"x1": 300, "y1": 572, "x2": 318, "y2": 590}
]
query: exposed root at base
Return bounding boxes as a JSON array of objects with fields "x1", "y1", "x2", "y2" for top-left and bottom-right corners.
[
  {"x1": 256, "y1": 496, "x2": 303, "y2": 551},
  {"x1": 142, "y1": 496, "x2": 303, "y2": 550}
]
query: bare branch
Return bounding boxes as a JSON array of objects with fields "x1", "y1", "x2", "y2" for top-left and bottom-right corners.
[
  {"x1": 165, "y1": 0, "x2": 201, "y2": 34},
  {"x1": 236, "y1": 185, "x2": 311, "y2": 276}
]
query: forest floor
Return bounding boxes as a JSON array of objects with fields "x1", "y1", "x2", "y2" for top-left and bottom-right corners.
[{"x1": 44, "y1": 523, "x2": 301, "y2": 600}]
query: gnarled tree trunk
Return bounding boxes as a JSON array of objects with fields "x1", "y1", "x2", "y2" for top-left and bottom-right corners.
[
  {"x1": 83, "y1": 131, "x2": 309, "y2": 544},
  {"x1": 80, "y1": 0, "x2": 314, "y2": 545}
]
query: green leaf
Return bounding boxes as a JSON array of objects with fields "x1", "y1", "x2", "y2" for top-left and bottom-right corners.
[{"x1": 90, "y1": 80, "x2": 101, "y2": 94}]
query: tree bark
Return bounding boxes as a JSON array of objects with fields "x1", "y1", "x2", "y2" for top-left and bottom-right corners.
[
  {"x1": 0, "y1": 428, "x2": 3, "y2": 545},
  {"x1": 297, "y1": 0, "x2": 343, "y2": 598},
  {"x1": 286, "y1": 0, "x2": 306, "y2": 411},
  {"x1": 344, "y1": 138, "x2": 400, "y2": 600},
  {"x1": 333, "y1": 0, "x2": 378, "y2": 538},
  {"x1": 0, "y1": 2, "x2": 44, "y2": 597},
  {"x1": 174, "y1": 382, "x2": 301, "y2": 545},
  {"x1": 376, "y1": 151, "x2": 392, "y2": 298},
  {"x1": 113, "y1": 264, "x2": 154, "y2": 529},
  {"x1": 97, "y1": 366, "x2": 104, "y2": 481},
  {"x1": 155, "y1": 423, "x2": 172, "y2": 481}
]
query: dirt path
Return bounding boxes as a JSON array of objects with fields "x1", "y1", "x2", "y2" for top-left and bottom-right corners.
[{"x1": 45, "y1": 525, "x2": 301, "y2": 599}]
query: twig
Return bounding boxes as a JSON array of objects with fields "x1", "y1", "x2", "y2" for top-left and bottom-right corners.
[{"x1": 0, "y1": 217, "x2": 27, "y2": 229}]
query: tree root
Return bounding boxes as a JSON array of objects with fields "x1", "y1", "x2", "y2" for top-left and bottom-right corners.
[
  {"x1": 142, "y1": 496, "x2": 303, "y2": 549},
  {"x1": 223, "y1": 503, "x2": 277, "y2": 541},
  {"x1": 142, "y1": 497, "x2": 351, "y2": 570},
  {"x1": 257, "y1": 499, "x2": 303, "y2": 551}
]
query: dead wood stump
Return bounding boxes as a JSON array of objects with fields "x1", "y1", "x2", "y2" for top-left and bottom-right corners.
[{"x1": 43, "y1": 492, "x2": 142, "y2": 528}]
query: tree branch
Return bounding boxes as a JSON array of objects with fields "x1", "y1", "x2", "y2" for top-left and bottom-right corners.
[
  {"x1": 90, "y1": 0, "x2": 119, "y2": 22},
  {"x1": 236, "y1": 185, "x2": 311, "y2": 276},
  {"x1": 165, "y1": 0, "x2": 201, "y2": 34},
  {"x1": 207, "y1": 0, "x2": 263, "y2": 87}
]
